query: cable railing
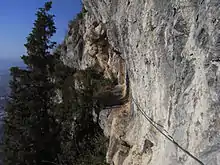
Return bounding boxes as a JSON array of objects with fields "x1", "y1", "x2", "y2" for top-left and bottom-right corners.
[{"x1": 131, "y1": 96, "x2": 205, "y2": 165}]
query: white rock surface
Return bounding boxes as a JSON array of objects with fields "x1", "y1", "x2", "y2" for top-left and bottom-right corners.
[{"x1": 62, "y1": 0, "x2": 220, "y2": 164}]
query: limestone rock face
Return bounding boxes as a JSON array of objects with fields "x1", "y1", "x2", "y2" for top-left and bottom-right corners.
[{"x1": 63, "y1": 0, "x2": 220, "y2": 164}]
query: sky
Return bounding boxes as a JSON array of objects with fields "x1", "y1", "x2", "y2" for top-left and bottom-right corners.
[{"x1": 0, "y1": 0, "x2": 82, "y2": 62}]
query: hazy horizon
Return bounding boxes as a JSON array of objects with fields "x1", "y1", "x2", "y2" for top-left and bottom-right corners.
[{"x1": 0, "y1": 58, "x2": 24, "y2": 71}]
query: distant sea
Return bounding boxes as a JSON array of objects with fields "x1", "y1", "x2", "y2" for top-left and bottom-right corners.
[{"x1": 0, "y1": 58, "x2": 24, "y2": 71}]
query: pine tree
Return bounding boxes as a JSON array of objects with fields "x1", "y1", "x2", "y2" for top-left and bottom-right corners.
[{"x1": 3, "y1": 1, "x2": 60, "y2": 165}]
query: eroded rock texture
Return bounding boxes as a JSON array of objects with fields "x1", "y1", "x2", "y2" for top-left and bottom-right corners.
[{"x1": 62, "y1": 0, "x2": 220, "y2": 164}]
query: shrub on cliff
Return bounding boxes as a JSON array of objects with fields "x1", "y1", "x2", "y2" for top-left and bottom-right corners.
[{"x1": 52, "y1": 63, "x2": 109, "y2": 165}]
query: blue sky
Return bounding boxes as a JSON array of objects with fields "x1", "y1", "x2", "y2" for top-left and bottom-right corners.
[{"x1": 0, "y1": 0, "x2": 81, "y2": 61}]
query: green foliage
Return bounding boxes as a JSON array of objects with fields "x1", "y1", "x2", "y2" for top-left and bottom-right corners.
[
  {"x1": 77, "y1": 7, "x2": 87, "y2": 19},
  {"x1": 74, "y1": 134, "x2": 108, "y2": 165},
  {"x1": 52, "y1": 63, "x2": 110, "y2": 165}
]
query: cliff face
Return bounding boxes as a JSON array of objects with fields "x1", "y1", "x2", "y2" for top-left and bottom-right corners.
[{"x1": 61, "y1": 0, "x2": 220, "y2": 164}]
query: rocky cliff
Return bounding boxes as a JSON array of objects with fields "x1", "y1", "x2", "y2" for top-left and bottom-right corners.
[{"x1": 61, "y1": 0, "x2": 220, "y2": 164}]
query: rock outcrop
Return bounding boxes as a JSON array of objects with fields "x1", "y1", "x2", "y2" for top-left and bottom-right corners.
[{"x1": 61, "y1": 0, "x2": 220, "y2": 164}]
